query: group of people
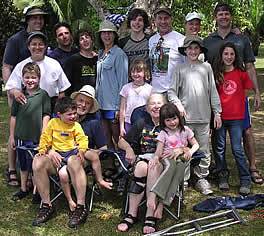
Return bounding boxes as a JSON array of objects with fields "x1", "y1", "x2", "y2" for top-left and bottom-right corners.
[{"x1": 2, "y1": 2, "x2": 263, "y2": 234}]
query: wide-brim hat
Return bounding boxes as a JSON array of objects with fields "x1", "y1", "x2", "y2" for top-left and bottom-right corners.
[
  {"x1": 154, "y1": 7, "x2": 172, "y2": 17},
  {"x1": 185, "y1": 12, "x2": 202, "y2": 22},
  {"x1": 25, "y1": 7, "x2": 48, "y2": 17},
  {"x1": 178, "y1": 35, "x2": 207, "y2": 55},
  {"x1": 97, "y1": 20, "x2": 117, "y2": 33},
  {"x1": 71, "y1": 85, "x2": 99, "y2": 113},
  {"x1": 27, "y1": 31, "x2": 47, "y2": 45}
]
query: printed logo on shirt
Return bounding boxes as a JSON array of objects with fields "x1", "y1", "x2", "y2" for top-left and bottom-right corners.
[
  {"x1": 81, "y1": 65, "x2": 96, "y2": 78},
  {"x1": 168, "y1": 135, "x2": 187, "y2": 148},
  {"x1": 150, "y1": 45, "x2": 170, "y2": 73},
  {"x1": 223, "y1": 80, "x2": 237, "y2": 95},
  {"x1": 140, "y1": 128, "x2": 159, "y2": 153}
]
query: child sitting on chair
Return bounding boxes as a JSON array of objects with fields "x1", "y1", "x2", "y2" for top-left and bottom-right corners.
[
  {"x1": 10, "y1": 62, "x2": 51, "y2": 201},
  {"x1": 148, "y1": 103, "x2": 199, "y2": 209},
  {"x1": 37, "y1": 97, "x2": 112, "y2": 211}
]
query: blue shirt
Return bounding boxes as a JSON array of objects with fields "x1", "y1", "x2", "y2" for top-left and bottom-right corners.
[
  {"x1": 80, "y1": 113, "x2": 107, "y2": 149},
  {"x1": 96, "y1": 45, "x2": 128, "y2": 110},
  {"x1": 3, "y1": 29, "x2": 30, "y2": 66}
]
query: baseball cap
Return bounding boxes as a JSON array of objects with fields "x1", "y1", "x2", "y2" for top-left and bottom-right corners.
[{"x1": 185, "y1": 12, "x2": 201, "y2": 22}]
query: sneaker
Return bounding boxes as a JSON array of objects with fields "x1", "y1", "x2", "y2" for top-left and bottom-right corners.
[
  {"x1": 32, "y1": 203, "x2": 56, "y2": 226},
  {"x1": 239, "y1": 184, "x2": 251, "y2": 196},
  {"x1": 32, "y1": 193, "x2": 41, "y2": 204},
  {"x1": 68, "y1": 204, "x2": 88, "y2": 228},
  {"x1": 195, "y1": 178, "x2": 214, "y2": 195},
  {"x1": 12, "y1": 189, "x2": 28, "y2": 201}
]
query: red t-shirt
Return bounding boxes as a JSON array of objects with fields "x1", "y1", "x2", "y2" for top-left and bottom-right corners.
[{"x1": 217, "y1": 69, "x2": 253, "y2": 120}]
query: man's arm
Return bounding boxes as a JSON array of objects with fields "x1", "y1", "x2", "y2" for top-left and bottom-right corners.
[
  {"x1": 2, "y1": 63, "x2": 13, "y2": 85},
  {"x1": 246, "y1": 62, "x2": 261, "y2": 110}
]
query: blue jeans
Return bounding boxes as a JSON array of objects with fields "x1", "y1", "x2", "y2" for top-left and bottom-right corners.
[{"x1": 214, "y1": 119, "x2": 251, "y2": 185}]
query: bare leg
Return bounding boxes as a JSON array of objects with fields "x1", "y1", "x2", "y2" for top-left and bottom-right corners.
[
  {"x1": 20, "y1": 170, "x2": 28, "y2": 192},
  {"x1": 110, "y1": 119, "x2": 120, "y2": 146},
  {"x1": 147, "y1": 191, "x2": 157, "y2": 212},
  {"x1": 143, "y1": 162, "x2": 163, "y2": 234},
  {"x1": 102, "y1": 119, "x2": 115, "y2": 149},
  {"x1": 33, "y1": 154, "x2": 57, "y2": 205},
  {"x1": 243, "y1": 128, "x2": 256, "y2": 170},
  {"x1": 8, "y1": 136, "x2": 18, "y2": 186},
  {"x1": 85, "y1": 150, "x2": 112, "y2": 190},
  {"x1": 59, "y1": 166, "x2": 76, "y2": 211},
  {"x1": 118, "y1": 161, "x2": 148, "y2": 232},
  {"x1": 67, "y1": 156, "x2": 87, "y2": 206}
]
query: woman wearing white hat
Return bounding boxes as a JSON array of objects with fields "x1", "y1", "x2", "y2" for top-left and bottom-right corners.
[{"x1": 96, "y1": 20, "x2": 128, "y2": 150}]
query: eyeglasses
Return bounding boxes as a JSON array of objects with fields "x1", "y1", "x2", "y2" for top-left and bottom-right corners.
[{"x1": 156, "y1": 37, "x2": 164, "y2": 51}]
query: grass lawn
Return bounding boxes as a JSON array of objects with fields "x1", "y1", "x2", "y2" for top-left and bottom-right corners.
[{"x1": 1, "y1": 47, "x2": 264, "y2": 236}]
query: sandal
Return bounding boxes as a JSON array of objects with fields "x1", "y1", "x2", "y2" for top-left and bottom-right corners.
[
  {"x1": 118, "y1": 214, "x2": 137, "y2": 232},
  {"x1": 12, "y1": 189, "x2": 28, "y2": 201},
  {"x1": 249, "y1": 169, "x2": 264, "y2": 184},
  {"x1": 7, "y1": 170, "x2": 20, "y2": 187},
  {"x1": 143, "y1": 216, "x2": 157, "y2": 234}
]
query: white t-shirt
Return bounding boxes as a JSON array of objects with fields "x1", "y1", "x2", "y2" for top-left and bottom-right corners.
[
  {"x1": 120, "y1": 82, "x2": 152, "y2": 123},
  {"x1": 149, "y1": 31, "x2": 185, "y2": 93},
  {"x1": 5, "y1": 56, "x2": 70, "y2": 97}
]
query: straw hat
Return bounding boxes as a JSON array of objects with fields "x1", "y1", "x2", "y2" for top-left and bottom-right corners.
[{"x1": 71, "y1": 85, "x2": 99, "y2": 113}]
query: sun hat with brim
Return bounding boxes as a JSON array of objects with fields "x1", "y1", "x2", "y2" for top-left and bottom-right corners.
[
  {"x1": 26, "y1": 7, "x2": 48, "y2": 17},
  {"x1": 154, "y1": 7, "x2": 172, "y2": 17},
  {"x1": 178, "y1": 35, "x2": 207, "y2": 56},
  {"x1": 97, "y1": 20, "x2": 117, "y2": 33},
  {"x1": 185, "y1": 12, "x2": 202, "y2": 22},
  {"x1": 27, "y1": 31, "x2": 47, "y2": 45},
  {"x1": 71, "y1": 85, "x2": 99, "y2": 113}
]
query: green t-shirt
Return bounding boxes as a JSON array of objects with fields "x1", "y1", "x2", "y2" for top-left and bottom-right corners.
[{"x1": 11, "y1": 87, "x2": 51, "y2": 143}]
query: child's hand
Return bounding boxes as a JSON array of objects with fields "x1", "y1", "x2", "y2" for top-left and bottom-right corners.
[
  {"x1": 163, "y1": 148, "x2": 184, "y2": 160},
  {"x1": 77, "y1": 150, "x2": 85, "y2": 162},
  {"x1": 120, "y1": 127, "x2": 126, "y2": 137},
  {"x1": 48, "y1": 149, "x2": 63, "y2": 168},
  {"x1": 183, "y1": 151, "x2": 192, "y2": 162},
  {"x1": 214, "y1": 115, "x2": 222, "y2": 130},
  {"x1": 35, "y1": 152, "x2": 46, "y2": 158},
  {"x1": 149, "y1": 156, "x2": 160, "y2": 168}
]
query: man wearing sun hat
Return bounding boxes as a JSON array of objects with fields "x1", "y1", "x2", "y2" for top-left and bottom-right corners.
[
  {"x1": 71, "y1": 85, "x2": 108, "y2": 151},
  {"x1": 149, "y1": 6, "x2": 185, "y2": 93}
]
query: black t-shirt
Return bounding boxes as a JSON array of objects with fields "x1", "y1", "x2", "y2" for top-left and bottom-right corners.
[
  {"x1": 64, "y1": 53, "x2": 97, "y2": 95},
  {"x1": 124, "y1": 113, "x2": 160, "y2": 155}
]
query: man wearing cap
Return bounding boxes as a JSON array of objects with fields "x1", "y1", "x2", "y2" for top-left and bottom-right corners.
[
  {"x1": 5, "y1": 31, "x2": 70, "y2": 108},
  {"x1": 204, "y1": 3, "x2": 263, "y2": 185},
  {"x1": 149, "y1": 7, "x2": 185, "y2": 93},
  {"x1": 2, "y1": 7, "x2": 47, "y2": 93},
  {"x1": 48, "y1": 22, "x2": 79, "y2": 66},
  {"x1": 184, "y1": 12, "x2": 201, "y2": 36}
]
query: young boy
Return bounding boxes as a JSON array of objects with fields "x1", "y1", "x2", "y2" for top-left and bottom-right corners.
[
  {"x1": 10, "y1": 62, "x2": 51, "y2": 201},
  {"x1": 37, "y1": 97, "x2": 112, "y2": 211},
  {"x1": 167, "y1": 35, "x2": 222, "y2": 195}
]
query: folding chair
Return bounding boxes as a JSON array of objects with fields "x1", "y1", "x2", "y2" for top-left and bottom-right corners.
[
  {"x1": 124, "y1": 152, "x2": 206, "y2": 221},
  {"x1": 87, "y1": 149, "x2": 132, "y2": 212}
]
